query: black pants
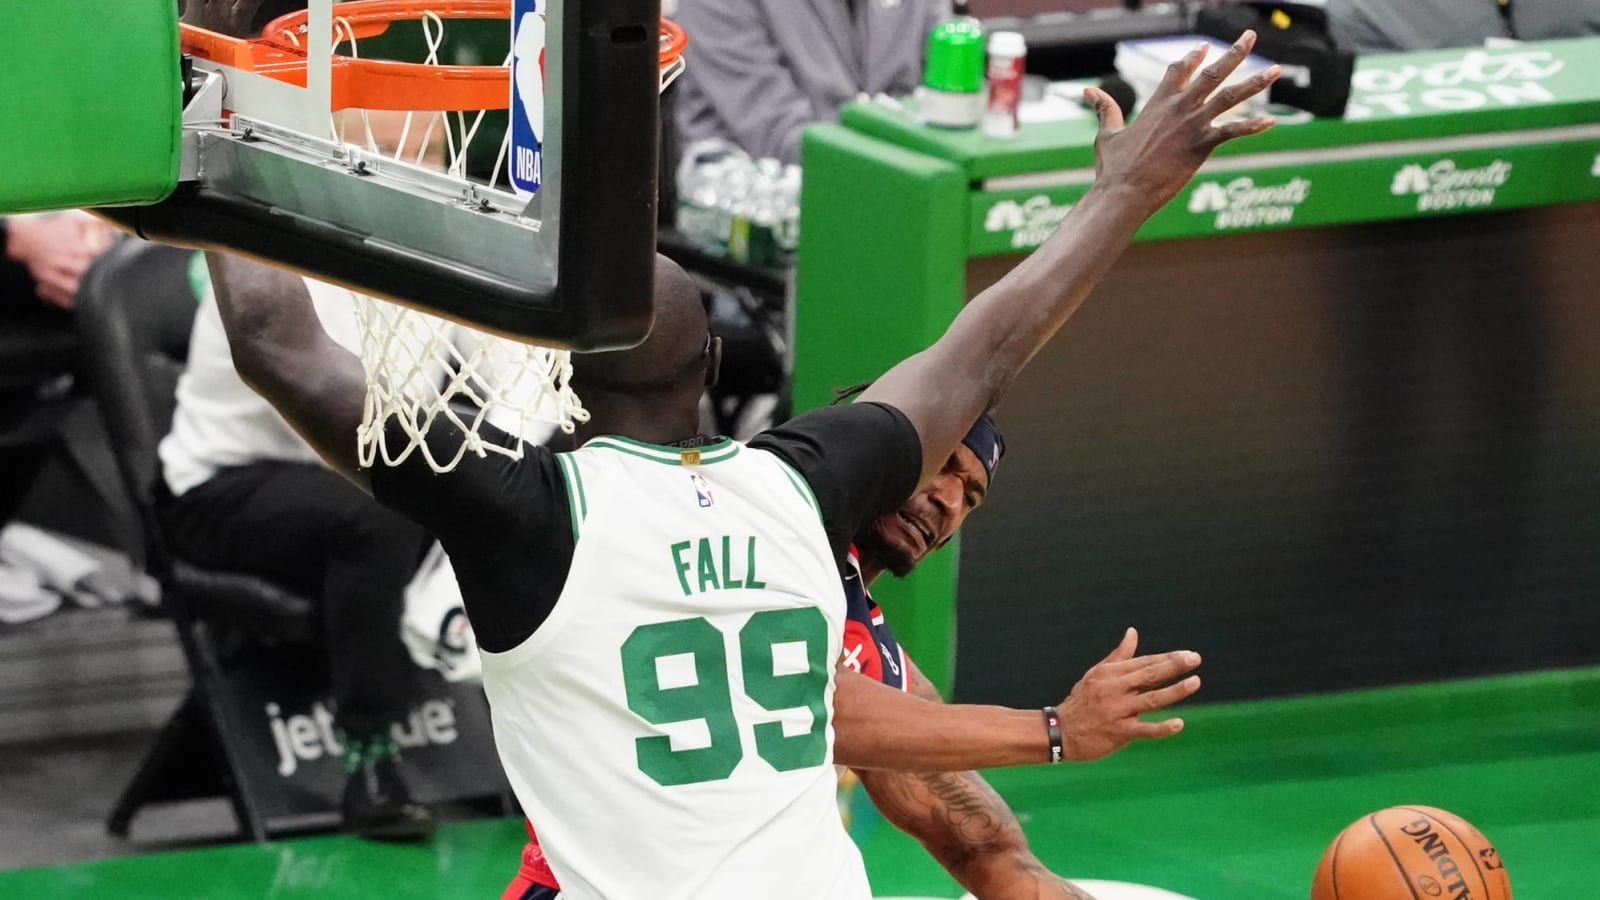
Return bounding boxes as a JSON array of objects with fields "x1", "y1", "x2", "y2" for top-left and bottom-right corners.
[
  {"x1": 0, "y1": 263, "x2": 75, "y2": 529},
  {"x1": 159, "y1": 462, "x2": 427, "y2": 739}
]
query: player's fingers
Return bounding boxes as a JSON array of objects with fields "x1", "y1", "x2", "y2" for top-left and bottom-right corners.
[
  {"x1": 1083, "y1": 86, "x2": 1126, "y2": 133},
  {"x1": 1129, "y1": 717, "x2": 1186, "y2": 740},
  {"x1": 1207, "y1": 114, "x2": 1278, "y2": 150},
  {"x1": 1135, "y1": 675, "x2": 1201, "y2": 713},
  {"x1": 1203, "y1": 64, "x2": 1281, "y2": 121},
  {"x1": 1113, "y1": 649, "x2": 1201, "y2": 684},
  {"x1": 1096, "y1": 626, "x2": 1138, "y2": 665},
  {"x1": 1188, "y1": 31, "x2": 1257, "y2": 99},
  {"x1": 1156, "y1": 41, "x2": 1211, "y2": 98}
]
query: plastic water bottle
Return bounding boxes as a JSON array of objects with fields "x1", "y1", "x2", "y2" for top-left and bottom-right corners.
[
  {"x1": 677, "y1": 141, "x2": 802, "y2": 266},
  {"x1": 773, "y1": 165, "x2": 802, "y2": 264},
  {"x1": 676, "y1": 139, "x2": 745, "y2": 255}
]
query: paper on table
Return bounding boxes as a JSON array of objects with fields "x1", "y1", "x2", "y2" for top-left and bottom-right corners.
[{"x1": 1115, "y1": 35, "x2": 1274, "y2": 121}]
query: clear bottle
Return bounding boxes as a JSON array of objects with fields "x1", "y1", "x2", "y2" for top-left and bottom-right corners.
[{"x1": 676, "y1": 139, "x2": 745, "y2": 256}]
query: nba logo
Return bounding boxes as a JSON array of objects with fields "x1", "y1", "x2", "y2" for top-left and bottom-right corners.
[
  {"x1": 690, "y1": 474, "x2": 714, "y2": 508},
  {"x1": 510, "y1": 0, "x2": 545, "y2": 198}
]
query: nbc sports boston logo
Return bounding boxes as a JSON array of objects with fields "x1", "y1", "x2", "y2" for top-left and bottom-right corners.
[
  {"x1": 1390, "y1": 159, "x2": 1512, "y2": 212},
  {"x1": 984, "y1": 195, "x2": 1075, "y2": 250},
  {"x1": 1185, "y1": 175, "x2": 1311, "y2": 230}
]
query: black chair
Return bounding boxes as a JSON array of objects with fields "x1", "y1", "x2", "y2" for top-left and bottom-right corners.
[
  {"x1": 74, "y1": 240, "x2": 318, "y2": 841},
  {"x1": 0, "y1": 312, "x2": 77, "y2": 529},
  {"x1": 0, "y1": 275, "x2": 131, "y2": 547}
]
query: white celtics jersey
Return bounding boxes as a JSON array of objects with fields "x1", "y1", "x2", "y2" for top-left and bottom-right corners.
[{"x1": 479, "y1": 436, "x2": 872, "y2": 900}]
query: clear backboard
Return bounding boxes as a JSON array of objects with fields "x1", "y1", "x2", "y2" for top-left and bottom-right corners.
[{"x1": 99, "y1": 0, "x2": 677, "y2": 350}]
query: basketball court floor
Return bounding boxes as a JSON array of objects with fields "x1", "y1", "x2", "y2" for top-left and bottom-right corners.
[{"x1": 2, "y1": 666, "x2": 1593, "y2": 898}]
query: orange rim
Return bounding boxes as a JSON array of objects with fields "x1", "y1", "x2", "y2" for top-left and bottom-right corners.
[{"x1": 180, "y1": 0, "x2": 686, "y2": 113}]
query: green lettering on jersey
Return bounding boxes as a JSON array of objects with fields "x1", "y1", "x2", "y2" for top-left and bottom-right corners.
[
  {"x1": 720, "y1": 535, "x2": 744, "y2": 589},
  {"x1": 697, "y1": 537, "x2": 721, "y2": 593},
  {"x1": 670, "y1": 541, "x2": 693, "y2": 597},
  {"x1": 741, "y1": 608, "x2": 829, "y2": 770},
  {"x1": 619, "y1": 610, "x2": 831, "y2": 786},
  {"x1": 621, "y1": 617, "x2": 741, "y2": 786},
  {"x1": 745, "y1": 536, "x2": 767, "y2": 589}
]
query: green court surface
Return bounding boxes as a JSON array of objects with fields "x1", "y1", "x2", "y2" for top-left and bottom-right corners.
[{"x1": 3, "y1": 668, "x2": 1595, "y2": 899}]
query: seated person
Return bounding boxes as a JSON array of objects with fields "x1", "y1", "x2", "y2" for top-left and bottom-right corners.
[
  {"x1": 157, "y1": 264, "x2": 436, "y2": 841},
  {"x1": 1, "y1": 212, "x2": 118, "y2": 552},
  {"x1": 674, "y1": 0, "x2": 951, "y2": 163}
]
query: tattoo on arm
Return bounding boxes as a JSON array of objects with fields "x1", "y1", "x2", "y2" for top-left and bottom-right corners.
[
  {"x1": 858, "y1": 763, "x2": 1020, "y2": 869},
  {"x1": 860, "y1": 658, "x2": 1093, "y2": 898},
  {"x1": 1017, "y1": 856, "x2": 1102, "y2": 900}
]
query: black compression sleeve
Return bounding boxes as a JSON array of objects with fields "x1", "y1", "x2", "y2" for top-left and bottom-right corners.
[
  {"x1": 748, "y1": 402, "x2": 923, "y2": 570},
  {"x1": 368, "y1": 419, "x2": 576, "y2": 652}
]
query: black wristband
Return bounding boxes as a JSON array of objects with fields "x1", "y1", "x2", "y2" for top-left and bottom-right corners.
[{"x1": 1042, "y1": 706, "x2": 1064, "y2": 764}]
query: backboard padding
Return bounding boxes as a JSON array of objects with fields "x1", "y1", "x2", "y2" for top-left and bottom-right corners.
[{"x1": 0, "y1": 1, "x2": 182, "y2": 212}]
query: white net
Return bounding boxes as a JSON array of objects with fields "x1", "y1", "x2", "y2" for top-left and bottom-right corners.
[
  {"x1": 353, "y1": 297, "x2": 590, "y2": 473},
  {"x1": 322, "y1": 9, "x2": 520, "y2": 184},
  {"x1": 321, "y1": 7, "x2": 587, "y2": 472},
  {"x1": 267, "y1": 4, "x2": 681, "y2": 471}
]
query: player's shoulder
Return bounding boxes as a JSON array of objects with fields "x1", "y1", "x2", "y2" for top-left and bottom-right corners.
[
  {"x1": 749, "y1": 401, "x2": 916, "y2": 455},
  {"x1": 570, "y1": 435, "x2": 744, "y2": 468}
]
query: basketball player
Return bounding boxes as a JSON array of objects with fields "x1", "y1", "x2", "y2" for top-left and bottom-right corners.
[
  {"x1": 205, "y1": 34, "x2": 1278, "y2": 899},
  {"x1": 502, "y1": 413, "x2": 1098, "y2": 900}
]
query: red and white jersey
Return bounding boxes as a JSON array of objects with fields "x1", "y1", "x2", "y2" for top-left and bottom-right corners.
[{"x1": 839, "y1": 547, "x2": 912, "y2": 692}]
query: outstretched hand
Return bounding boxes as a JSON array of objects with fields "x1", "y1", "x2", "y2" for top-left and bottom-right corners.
[
  {"x1": 1083, "y1": 31, "x2": 1280, "y2": 214},
  {"x1": 1057, "y1": 627, "x2": 1201, "y2": 762}
]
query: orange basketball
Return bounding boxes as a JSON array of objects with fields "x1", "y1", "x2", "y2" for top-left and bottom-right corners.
[{"x1": 1311, "y1": 806, "x2": 1512, "y2": 900}]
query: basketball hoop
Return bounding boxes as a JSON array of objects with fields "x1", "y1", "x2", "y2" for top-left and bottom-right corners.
[
  {"x1": 181, "y1": 2, "x2": 688, "y2": 110},
  {"x1": 178, "y1": 2, "x2": 688, "y2": 473}
]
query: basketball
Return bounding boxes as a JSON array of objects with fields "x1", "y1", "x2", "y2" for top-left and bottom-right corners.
[{"x1": 1311, "y1": 806, "x2": 1512, "y2": 900}]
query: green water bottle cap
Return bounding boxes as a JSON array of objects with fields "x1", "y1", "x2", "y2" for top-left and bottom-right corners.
[{"x1": 923, "y1": 9, "x2": 986, "y2": 94}]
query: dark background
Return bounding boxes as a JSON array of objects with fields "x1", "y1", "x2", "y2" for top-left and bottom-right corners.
[{"x1": 952, "y1": 202, "x2": 1600, "y2": 705}]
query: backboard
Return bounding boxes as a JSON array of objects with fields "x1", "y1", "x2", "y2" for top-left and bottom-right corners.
[{"x1": 103, "y1": 0, "x2": 669, "y2": 350}]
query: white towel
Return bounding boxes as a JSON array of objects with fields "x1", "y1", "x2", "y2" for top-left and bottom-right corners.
[{"x1": 0, "y1": 562, "x2": 60, "y2": 625}]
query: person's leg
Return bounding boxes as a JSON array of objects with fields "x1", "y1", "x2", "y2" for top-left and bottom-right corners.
[
  {"x1": 0, "y1": 293, "x2": 76, "y2": 529},
  {"x1": 160, "y1": 461, "x2": 436, "y2": 839},
  {"x1": 0, "y1": 441, "x2": 51, "y2": 529}
]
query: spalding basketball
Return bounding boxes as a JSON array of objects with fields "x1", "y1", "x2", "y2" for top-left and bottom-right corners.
[{"x1": 1311, "y1": 806, "x2": 1511, "y2": 900}]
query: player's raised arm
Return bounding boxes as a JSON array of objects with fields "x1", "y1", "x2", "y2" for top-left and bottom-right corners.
[
  {"x1": 205, "y1": 253, "x2": 370, "y2": 487},
  {"x1": 862, "y1": 32, "x2": 1280, "y2": 485}
]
